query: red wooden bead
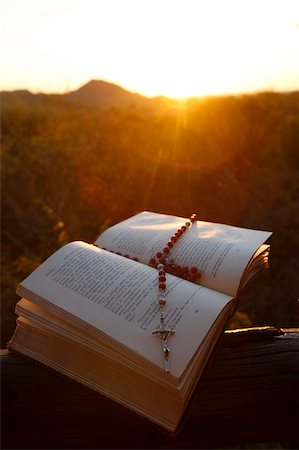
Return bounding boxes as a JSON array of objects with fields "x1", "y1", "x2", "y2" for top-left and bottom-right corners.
[
  {"x1": 149, "y1": 258, "x2": 156, "y2": 266},
  {"x1": 159, "y1": 270, "x2": 165, "y2": 276},
  {"x1": 181, "y1": 225, "x2": 187, "y2": 232},
  {"x1": 167, "y1": 241, "x2": 173, "y2": 248},
  {"x1": 190, "y1": 273, "x2": 197, "y2": 282},
  {"x1": 175, "y1": 264, "x2": 182, "y2": 274},
  {"x1": 159, "y1": 276, "x2": 166, "y2": 282},
  {"x1": 159, "y1": 256, "x2": 166, "y2": 264},
  {"x1": 163, "y1": 247, "x2": 170, "y2": 254},
  {"x1": 156, "y1": 251, "x2": 163, "y2": 259},
  {"x1": 159, "y1": 283, "x2": 166, "y2": 291},
  {"x1": 171, "y1": 235, "x2": 177, "y2": 242}
]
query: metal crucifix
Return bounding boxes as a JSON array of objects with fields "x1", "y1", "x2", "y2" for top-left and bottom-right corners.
[{"x1": 152, "y1": 329, "x2": 175, "y2": 372}]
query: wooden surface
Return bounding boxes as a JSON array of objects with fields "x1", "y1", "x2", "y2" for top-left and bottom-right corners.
[{"x1": 1, "y1": 328, "x2": 299, "y2": 449}]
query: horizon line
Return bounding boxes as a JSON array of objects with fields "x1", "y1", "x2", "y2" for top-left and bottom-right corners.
[{"x1": 1, "y1": 78, "x2": 298, "y2": 100}]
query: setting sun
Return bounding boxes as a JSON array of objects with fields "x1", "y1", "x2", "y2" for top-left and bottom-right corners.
[{"x1": 1, "y1": 0, "x2": 298, "y2": 97}]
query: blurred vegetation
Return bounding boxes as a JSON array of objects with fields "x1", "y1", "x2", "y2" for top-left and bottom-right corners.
[{"x1": 1, "y1": 89, "x2": 299, "y2": 346}]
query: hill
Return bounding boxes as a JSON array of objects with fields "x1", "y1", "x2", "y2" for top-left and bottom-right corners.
[
  {"x1": 65, "y1": 79, "x2": 161, "y2": 109},
  {"x1": 1, "y1": 89, "x2": 37, "y2": 102}
]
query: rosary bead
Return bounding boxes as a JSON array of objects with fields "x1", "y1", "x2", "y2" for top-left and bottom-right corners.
[
  {"x1": 159, "y1": 282, "x2": 166, "y2": 291},
  {"x1": 175, "y1": 264, "x2": 182, "y2": 275},
  {"x1": 149, "y1": 258, "x2": 156, "y2": 267},
  {"x1": 156, "y1": 251, "x2": 163, "y2": 259},
  {"x1": 163, "y1": 247, "x2": 170, "y2": 255},
  {"x1": 190, "y1": 273, "x2": 199, "y2": 282},
  {"x1": 159, "y1": 275, "x2": 166, "y2": 282},
  {"x1": 167, "y1": 241, "x2": 173, "y2": 248}
]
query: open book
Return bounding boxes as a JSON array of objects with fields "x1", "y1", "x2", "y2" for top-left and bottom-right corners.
[{"x1": 9, "y1": 211, "x2": 272, "y2": 431}]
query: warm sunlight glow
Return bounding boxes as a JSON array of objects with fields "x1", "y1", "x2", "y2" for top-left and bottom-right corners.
[{"x1": 1, "y1": 0, "x2": 298, "y2": 97}]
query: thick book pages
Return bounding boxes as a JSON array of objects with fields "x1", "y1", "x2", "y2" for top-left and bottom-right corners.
[
  {"x1": 11, "y1": 295, "x2": 233, "y2": 431},
  {"x1": 9, "y1": 211, "x2": 272, "y2": 431}
]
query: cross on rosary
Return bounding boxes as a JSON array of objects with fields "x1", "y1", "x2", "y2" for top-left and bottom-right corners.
[{"x1": 152, "y1": 329, "x2": 175, "y2": 372}]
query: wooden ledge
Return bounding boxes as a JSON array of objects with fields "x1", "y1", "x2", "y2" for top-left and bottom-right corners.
[{"x1": 1, "y1": 327, "x2": 299, "y2": 449}]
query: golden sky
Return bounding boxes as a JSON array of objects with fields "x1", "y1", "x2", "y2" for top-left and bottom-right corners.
[{"x1": 1, "y1": 0, "x2": 298, "y2": 98}]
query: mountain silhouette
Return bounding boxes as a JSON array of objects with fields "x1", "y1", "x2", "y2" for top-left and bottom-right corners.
[
  {"x1": 1, "y1": 89, "x2": 37, "y2": 102},
  {"x1": 65, "y1": 79, "x2": 160, "y2": 109}
]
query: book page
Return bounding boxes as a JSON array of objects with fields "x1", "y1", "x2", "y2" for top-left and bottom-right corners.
[
  {"x1": 95, "y1": 211, "x2": 272, "y2": 296},
  {"x1": 17, "y1": 241, "x2": 233, "y2": 378}
]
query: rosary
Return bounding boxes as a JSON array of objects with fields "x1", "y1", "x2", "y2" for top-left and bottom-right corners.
[
  {"x1": 103, "y1": 214, "x2": 200, "y2": 373},
  {"x1": 149, "y1": 214, "x2": 201, "y2": 372}
]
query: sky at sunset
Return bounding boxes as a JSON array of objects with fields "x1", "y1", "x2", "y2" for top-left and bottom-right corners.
[{"x1": 1, "y1": 0, "x2": 299, "y2": 98}]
